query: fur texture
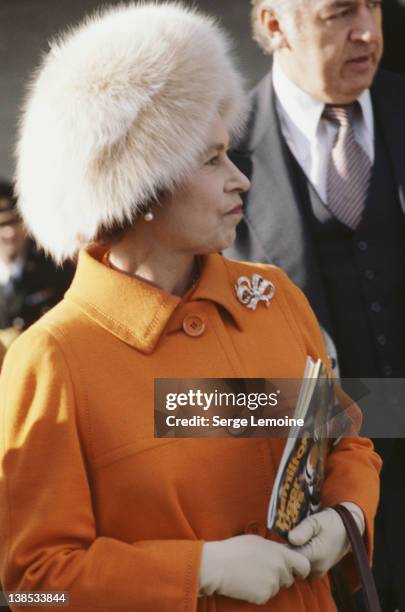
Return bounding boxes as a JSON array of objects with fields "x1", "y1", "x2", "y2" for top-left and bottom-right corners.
[{"x1": 16, "y1": 2, "x2": 246, "y2": 262}]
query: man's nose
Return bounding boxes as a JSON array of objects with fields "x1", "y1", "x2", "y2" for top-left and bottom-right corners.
[{"x1": 350, "y1": 5, "x2": 380, "y2": 43}]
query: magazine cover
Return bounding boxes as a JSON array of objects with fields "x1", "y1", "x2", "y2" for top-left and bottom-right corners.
[{"x1": 267, "y1": 358, "x2": 333, "y2": 537}]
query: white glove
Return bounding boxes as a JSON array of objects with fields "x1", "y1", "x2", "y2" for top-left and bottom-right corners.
[
  {"x1": 288, "y1": 502, "x2": 365, "y2": 577},
  {"x1": 199, "y1": 534, "x2": 311, "y2": 605}
]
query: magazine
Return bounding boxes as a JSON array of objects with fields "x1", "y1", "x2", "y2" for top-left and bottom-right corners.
[{"x1": 267, "y1": 357, "x2": 335, "y2": 538}]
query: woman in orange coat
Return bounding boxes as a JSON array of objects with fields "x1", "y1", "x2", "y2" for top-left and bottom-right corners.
[{"x1": 0, "y1": 4, "x2": 381, "y2": 611}]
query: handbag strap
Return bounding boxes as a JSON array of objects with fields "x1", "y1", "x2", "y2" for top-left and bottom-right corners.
[{"x1": 332, "y1": 504, "x2": 382, "y2": 612}]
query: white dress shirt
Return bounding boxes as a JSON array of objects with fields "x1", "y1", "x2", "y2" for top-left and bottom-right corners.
[
  {"x1": 272, "y1": 60, "x2": 375, "y2": 204},
  {"x1": 0, "y1": 255, "x2": 24, "y2": 291}
]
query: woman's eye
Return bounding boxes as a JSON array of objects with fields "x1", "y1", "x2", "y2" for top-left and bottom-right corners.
[{"x1": 206, "y1": 155, "x2": 220, "y2": 166}]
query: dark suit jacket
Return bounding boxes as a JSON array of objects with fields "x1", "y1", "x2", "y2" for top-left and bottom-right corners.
[
  {"x1": 382, "y1": 0, "x2": 405, "y2": 75},
  {"x1": 226, "y1": 69, "x2": 405, "y2": 337}
]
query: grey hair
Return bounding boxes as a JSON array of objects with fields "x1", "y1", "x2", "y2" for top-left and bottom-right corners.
[{"x1": 251, "y1": 0, "x2": 301, "y2": 55}]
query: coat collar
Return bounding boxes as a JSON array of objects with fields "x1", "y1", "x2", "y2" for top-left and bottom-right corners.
[{"x1": 65, "y1": 246, "x2": 243, "y2": 354}]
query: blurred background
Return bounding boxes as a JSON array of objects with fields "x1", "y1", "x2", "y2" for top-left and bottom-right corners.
[{"x1": 1, "y1": 0, "x2": 404, "y2": 181}]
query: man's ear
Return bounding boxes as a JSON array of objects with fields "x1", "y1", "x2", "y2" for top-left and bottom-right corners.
[{"x1": 259, "y1": 7, "x2": 289, "y2": 51}]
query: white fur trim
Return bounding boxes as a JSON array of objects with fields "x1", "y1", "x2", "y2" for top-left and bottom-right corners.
[{"x1": 16, "y1": 2, "x2": 246, "y2": 262}]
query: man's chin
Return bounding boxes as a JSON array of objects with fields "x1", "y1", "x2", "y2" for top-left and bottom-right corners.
[
  {"x1": 326, "y1": 76, "x2": 376, "y2": 104},
  {"x1": 344, "y1": 64, "x2": 378, "y2": 94}
]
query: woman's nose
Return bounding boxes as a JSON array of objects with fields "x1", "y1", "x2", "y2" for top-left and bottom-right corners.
[{"x1": 229, "y1": 160, "x2": 251, "y2": 193}]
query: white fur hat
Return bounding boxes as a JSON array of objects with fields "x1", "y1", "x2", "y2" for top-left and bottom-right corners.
[{"x1": 15, "y1": 2, "x2": 246, "y2": 262}]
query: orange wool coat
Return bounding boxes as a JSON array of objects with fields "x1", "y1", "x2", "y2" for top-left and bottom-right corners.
[{"x1": 0, "y1": 246, "x2": 381, "y2": 612}]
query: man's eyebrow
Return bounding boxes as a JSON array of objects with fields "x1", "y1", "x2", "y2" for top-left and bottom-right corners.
[{"x1": 323, "y1": 0, "x2": 356, "y2": 8}]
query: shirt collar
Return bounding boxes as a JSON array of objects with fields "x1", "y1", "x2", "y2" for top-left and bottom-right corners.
[
  {"x1": 65, "y1": 247, "x2": 243, "y2": 354},
  {"x1": 357, "y1": 88, "x2": 374, "y2": 143},
  {"x1": 273, "y1": 59, "x2": 325, "y2": 142},
  {"x1": 273, "y1": 59, "x2": 373, "y2": 141},
  {"x1": 0, "y1": 254, "x2": 24, "y2": 286}
]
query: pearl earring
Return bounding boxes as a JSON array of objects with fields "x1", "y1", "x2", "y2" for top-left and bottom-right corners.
[{"x1": 144, "y1": 209, "x2": 154, "y2": 222}]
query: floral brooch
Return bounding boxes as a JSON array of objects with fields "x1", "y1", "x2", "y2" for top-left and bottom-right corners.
[{"x1": 235, "y1": 274, "x2": 276, "y2": 310}]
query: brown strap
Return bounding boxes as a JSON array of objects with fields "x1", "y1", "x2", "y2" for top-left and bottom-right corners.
[{"x1": 333, "y1": 504, "x2": 382, "y2": 612}]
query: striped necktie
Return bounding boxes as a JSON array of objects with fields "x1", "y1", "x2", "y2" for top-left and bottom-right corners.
[{"x1": 323, "y1": 103, "x2": 372, "y2": 229}]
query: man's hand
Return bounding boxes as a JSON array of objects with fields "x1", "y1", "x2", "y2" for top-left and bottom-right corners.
[{"x1": 199, "y1": 534, "x2": 310, "y2": 605}]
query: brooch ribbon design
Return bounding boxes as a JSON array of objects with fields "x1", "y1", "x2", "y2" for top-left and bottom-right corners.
[{"x1": 235, "y1": 274, "x2": 276, "y2": 310}]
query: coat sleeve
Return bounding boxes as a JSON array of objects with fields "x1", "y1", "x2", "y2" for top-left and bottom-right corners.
[
  {"x1": 273, "y1": 267, "x2": 382, "y2": 586},
  {"x1": 0, "y1": 327, "x2": 203, "y2": 612}
]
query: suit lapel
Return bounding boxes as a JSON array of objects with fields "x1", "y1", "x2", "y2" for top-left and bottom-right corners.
[{"x1": 233, "y1": 72, "x2": 305, "y2": 266}]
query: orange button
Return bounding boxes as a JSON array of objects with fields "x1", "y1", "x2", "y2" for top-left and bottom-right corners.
[
  {"x1": 182, "y1": 314, "x2": 206, "y2": 337},
  {"x1": 244, "y1": 521, "x2": 267, "y2": 538}
]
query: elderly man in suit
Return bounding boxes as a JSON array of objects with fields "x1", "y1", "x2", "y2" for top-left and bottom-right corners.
[{"x1": 225, "y1": 1, "x2": 405, "y2": 610}]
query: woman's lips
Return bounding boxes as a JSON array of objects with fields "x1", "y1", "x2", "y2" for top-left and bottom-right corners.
[{"x1": 226, "y1": 204, "x2": 243, "y2": 215}]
